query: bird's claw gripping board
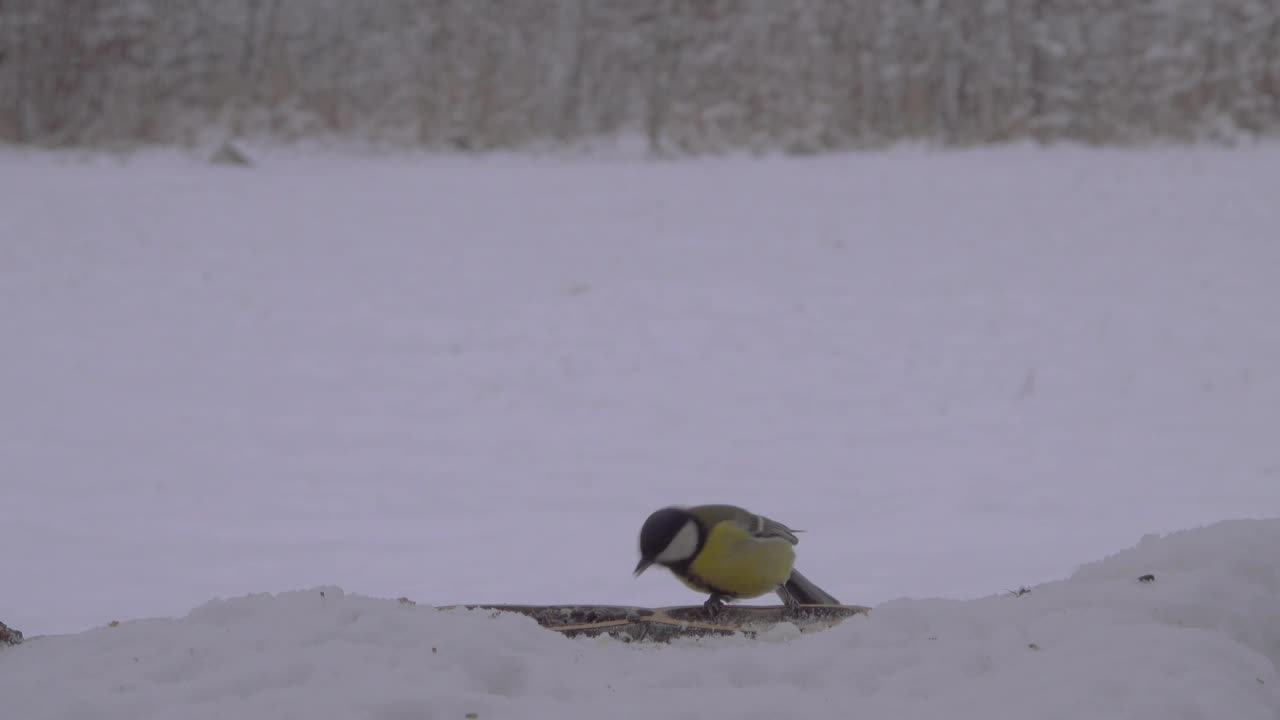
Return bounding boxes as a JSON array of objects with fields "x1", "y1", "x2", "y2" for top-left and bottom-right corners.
[{"x1": 437, "y1": 603, "x2": 870, "y2": 643}]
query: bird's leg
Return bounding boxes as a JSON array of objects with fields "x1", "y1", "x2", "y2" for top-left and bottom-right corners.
[
  {"x1": 703, "y1": 593, "x2": 727, "y2": 617},
  {"x1": 776, "y1": 584, "x2": 800, "y2": 615}
]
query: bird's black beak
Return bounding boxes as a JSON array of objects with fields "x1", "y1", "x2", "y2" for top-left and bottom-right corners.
[{"x1": 633, "y1": 558, "x2": 653, "y2": 577}]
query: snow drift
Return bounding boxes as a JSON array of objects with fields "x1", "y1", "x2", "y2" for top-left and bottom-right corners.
[{"x1": 2, "y1": 519, "x2": 1277, "y2": 720}]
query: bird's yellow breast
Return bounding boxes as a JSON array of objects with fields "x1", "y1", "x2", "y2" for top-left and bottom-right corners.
[{"x1": 682, "y1": 520, "x2": 796, "y2": 599}]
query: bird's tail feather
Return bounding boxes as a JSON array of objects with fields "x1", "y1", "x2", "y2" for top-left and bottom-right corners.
[{"x1": 778, "y1": 568, "x2": 841, "y2": 605}]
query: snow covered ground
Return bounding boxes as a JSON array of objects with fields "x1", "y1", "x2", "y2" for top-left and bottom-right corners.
[
  {"x1": 2, "y1": 143, "x2": 1279, "y2": 717},
  {"x1": 2, "y1": 520, "x2": 1278, "y2": 718}
]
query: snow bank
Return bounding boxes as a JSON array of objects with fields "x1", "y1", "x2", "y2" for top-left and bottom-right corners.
[{"x1": 3, "y1": 519, "x2": 1276, "y2": 720}]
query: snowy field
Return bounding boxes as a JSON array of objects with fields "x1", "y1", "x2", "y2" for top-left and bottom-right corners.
[{"x1": 2, "y1": 143, "x2": 1279, "y2": 717}]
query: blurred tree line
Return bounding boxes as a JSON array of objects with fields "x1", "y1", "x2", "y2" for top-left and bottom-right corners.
[{"x1": 1, "y1": 0, "x2": 1277, "y2": 152}]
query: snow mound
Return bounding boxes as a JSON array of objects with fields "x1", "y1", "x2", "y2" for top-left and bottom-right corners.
[{"x1": 3, "y1": 520, "x2": 1278, "y2": 720}]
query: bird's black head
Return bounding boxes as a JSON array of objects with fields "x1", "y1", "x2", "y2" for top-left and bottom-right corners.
[{"x1": 634, "y1": 506, "x2": 700, "y2": 576}]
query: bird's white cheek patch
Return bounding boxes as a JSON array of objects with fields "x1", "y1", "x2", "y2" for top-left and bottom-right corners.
[{"x1": 656, "y1": 521, "x2": 699, "y2": 563}]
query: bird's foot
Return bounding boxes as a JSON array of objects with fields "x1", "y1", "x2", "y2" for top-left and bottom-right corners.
[{"x1": 703, "y1": 594, "x2": 727, "y2": 618}]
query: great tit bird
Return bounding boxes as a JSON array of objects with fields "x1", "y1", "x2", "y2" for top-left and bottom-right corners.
[{"x1": 633, "y1": 504, "x2": 840, "y2": 613}]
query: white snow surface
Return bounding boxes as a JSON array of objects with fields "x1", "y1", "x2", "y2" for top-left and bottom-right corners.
[
  {"x1": 2, "y1": 520, "x2": 1279, "y2": 719},
  {"x1": 2, "y1": 143, "x2": 1280, "y2": 716}
]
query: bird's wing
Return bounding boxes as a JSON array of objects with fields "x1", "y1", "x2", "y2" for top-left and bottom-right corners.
[
  {"x1": 692, "y1": 504, "x2": 803, "y2": 545},
  {"x1": 744, "y1": 511, "x2": 801, "y2": 544}
]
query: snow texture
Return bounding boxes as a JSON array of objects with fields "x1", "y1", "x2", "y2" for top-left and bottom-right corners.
[
  {"x1": 1, "y1": 520, "x2": 1278, "y2": 719},
  {"x1": 1, "y1": 143, "x2": 1279, "y2": 717}
]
